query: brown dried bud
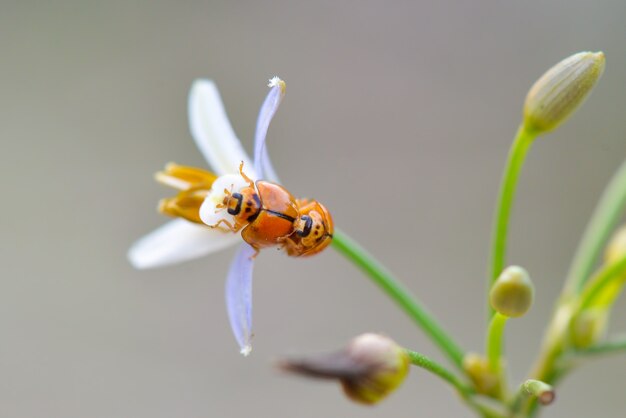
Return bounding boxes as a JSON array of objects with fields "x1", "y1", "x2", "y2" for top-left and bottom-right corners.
[{"x1": 278, "y1": 333, "x2": 409, "y2": 405}]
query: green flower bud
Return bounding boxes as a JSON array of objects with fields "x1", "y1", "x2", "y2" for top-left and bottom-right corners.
[
  {"x1": 523, "y1": 51, "x2": 605, "y2": 134},
  {"x1": 462, "y1": 353, "x2": 499, "y2": 396},
  {"x1": 490, "y1": 266, "x2": 534, "y2": 317},
  {"x1": 571, "y1": 308, "x2": 608, "y2": 349},
  {"x1": 605, "y1": 225, "x2": 626, "y2": 265},
  {"x1": 279, "y1": 333, "x2": 409, "y2": 405},
  {"x1": 521, "y1": 379, "x2": 555, "y2": 406}
]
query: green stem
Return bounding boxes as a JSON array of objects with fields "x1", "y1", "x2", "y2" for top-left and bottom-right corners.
[
  {"x1": 331, "y1": 229, "x2": 465, "y2": 370},
  {"x1": 405, "y1": 350, "x2": 472, "y2": 395},
  {"x1": 406, "y1": 350, "x2": 506, "y2": 418},
  {"x1": 573, "y1": 336, "x2": 626, "y2": 356},
  {"x1": 488, "y1": 125, "x2": 537, "y2": 319},
  {"x1": 563, "y1": 161, "x2": 626, "y2": 296},
  {"x1": 486, "y1": 313, "x2": 508, "y2": 372}
]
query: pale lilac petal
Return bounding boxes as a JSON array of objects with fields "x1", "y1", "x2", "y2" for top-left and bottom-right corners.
[
  {"x1": 259, "y1": 147, "x2": 280, "y2": 184},
  {"x1": 128, "y1": 219, "x2": 240, "y2": 269},
  {"x1": 225, "y1": 243, "x2": 256, "y2": 355},
  {"x1": 253, "y1": 77, "x2": 285, "y2": 182},
  {"x1": 188, "y1": 79, "x2": 257, "y2": 178}
]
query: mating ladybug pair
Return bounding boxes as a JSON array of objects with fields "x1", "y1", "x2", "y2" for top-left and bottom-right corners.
[{"x1": 207, "y1": 163, "x2": 333, "y2": 257}]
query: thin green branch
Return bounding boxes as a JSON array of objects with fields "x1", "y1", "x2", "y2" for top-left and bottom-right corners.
[
  {"x1": 406, "y1": 350, "x2": 506, "y2": 418},
  {"x1": 572, "y1": 336, "x2": 626, "y2": 356},
  {"x1": 488, "y1": 125, "x2": 537, "y2": 319},
  {"x1": 486, "y1": 313, "x2": 508, "y2": 372},
  {"x1": 405, "y1": 350, "x2": 472, "y2": 395},
  {"x1": 331, "y1": 228, "x2": 465, "y2": 370},
  {"x1": 563, "y1": 161, "x2": 626, "y2": 296}
]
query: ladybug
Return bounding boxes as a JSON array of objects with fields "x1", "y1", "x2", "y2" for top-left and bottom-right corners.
[
  {"x1": 285, "y1": 199, "x2": 333, "y2": 257},
  {"x1": 214, "y1": 164, "x2": 333, "y2": 257}
]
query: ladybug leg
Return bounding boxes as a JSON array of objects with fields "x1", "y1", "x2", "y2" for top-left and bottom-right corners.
[
  {"x1": 249, "y1": 246, "x2": 261, "y2": 259},
  {"x1": 215, "y1": 187, "x2": 233, "y2": 211},
  {"x1": 238, "y1": 161, "x2": 255, "y2": 189},
  {"x1": 212, "y1": 218, "x2": 242, "y2": 233},
  {"x1": 281, "y1": 235, "x2": 303, "y2": 257}
]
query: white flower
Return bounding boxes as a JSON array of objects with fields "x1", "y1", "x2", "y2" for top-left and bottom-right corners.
[{"x1": 128, "y1": 77, "x2": 286, "y2": 355}]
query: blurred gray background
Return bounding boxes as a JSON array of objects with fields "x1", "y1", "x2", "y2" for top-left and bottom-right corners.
[{"x1": 1, "y1": 1, "x2": 626, "y2": 417}]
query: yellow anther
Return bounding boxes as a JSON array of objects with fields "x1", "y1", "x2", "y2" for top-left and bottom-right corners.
[
  {"x1": 155, "y1": 163, "x2": 217, "y2": 191},
  {"x1": 158, "y1": 187, "x2": 210, "y2": 224}
]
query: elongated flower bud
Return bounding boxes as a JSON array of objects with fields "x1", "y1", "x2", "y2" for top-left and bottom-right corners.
[
  {"x1": 524, "y1": 51, "x2": 605, "y2": 134},
  {"x1": 571, "y1": 308, "x2": 608, "y2": 349},
  {"x1": 278, "y1": 333, "x2": 409, "y2": 405},
  {"x1": 521, "y1": 379, "x2": 555, "y2": 406},
  {"x1": 490, "y1": 266, "x2": 534, "y2": 317},
  {"x1": 605, "y1": 225, "x2": 626, "y2": 265}
]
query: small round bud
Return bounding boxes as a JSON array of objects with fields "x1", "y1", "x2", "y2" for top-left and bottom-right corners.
[
  {"x1": 524, "y1": 51, "x2": 605, "y2": 134},
  {"x1": 571, "y1": 308, "x2": 608, "y2": 349},
  {"x1": 490, "y1": 266, "x2": 534, "y2": 317},
  {"x1": 341, "y1": 334, "x2": 409, "y2": 404},
  {"x1": 462, "y1": 353, "x2": 499, "y2": 396},
  {"x1": 279, "y1": 333, "x2": 409, "y2": 405}
]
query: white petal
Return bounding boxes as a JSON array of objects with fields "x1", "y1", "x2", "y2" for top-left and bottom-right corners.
[
  {"x1": 188, "y1": 80, "x2": 257, "y2": 178},
  {"x1": 128, "y1": 219, "x2": 240, "y2": 269},
  {"x1": 199, "y1": 174, "x2": 250, "y2": 226}
]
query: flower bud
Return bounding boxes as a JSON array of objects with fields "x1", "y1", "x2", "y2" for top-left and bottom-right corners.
[
  {"x1": 490, "y1": 266, "x2": 534, "y2": 317},
  {"x1": 521, "y1": 379, "x2": 555, "y2": 406},
  {"x1": 278, "y1": 333, "x2": 409, "y2": 405},
  {"x1": 605, "y1": 225, "x2": 626, "y2": 265},
  {"x1": 571, "y1": 308, "x2": 608, "y2": 349},
  {"x1": 523, "y1": 51, "x2": 605, "y2": 134},
  {"x1": 462, "y1": 353, "x2": 500, "y2": 396}
]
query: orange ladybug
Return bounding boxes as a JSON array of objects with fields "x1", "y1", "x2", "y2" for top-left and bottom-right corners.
[
  {"x1": 286, "y1": 199, "x2": 333, "y2": 257},
  {"x1": 214, "y1": 164, "x2": 333, "y2": 257}
]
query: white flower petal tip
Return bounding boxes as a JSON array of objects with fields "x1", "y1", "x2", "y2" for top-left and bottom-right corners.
[
  {"x1": 199, "y1": 174, "x2": 250, "y2": 226},
  {"x1": 188, "y1": 79, "x2": 256, "y2": 178},
  {"x1": 240, "y1": 345, "x2": 252, "y2": 356},
  {"x1": 127, "y1": 219, "x2": 240, "y2": 269},
  {"x1": 268, "y1": 76, "x2": 286, "y2": 93}
]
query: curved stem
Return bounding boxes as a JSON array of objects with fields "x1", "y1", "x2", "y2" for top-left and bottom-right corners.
[
  {"x1": 488, "y1": 125, "x2": 537, "y2": 319},
  {"x1": 563, "y1": 161, "x2": 626, "y2": 296},
  {"x1": 331, "y1": 229, "x2": 465, "y2": 370}
]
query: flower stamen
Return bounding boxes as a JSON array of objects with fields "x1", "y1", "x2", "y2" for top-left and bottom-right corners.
[{"x1": 155, "y1": 162, "x2": 217, "y2": 191}]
